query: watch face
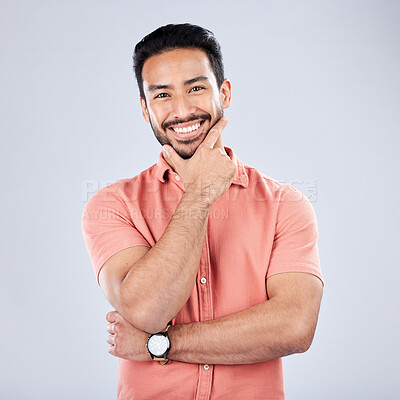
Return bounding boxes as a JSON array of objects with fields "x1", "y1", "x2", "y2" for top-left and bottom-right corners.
[{"x1": 148, "y1": 334, "x2": 170, "y2": 357}]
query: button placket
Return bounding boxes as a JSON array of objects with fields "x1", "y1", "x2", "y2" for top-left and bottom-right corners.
[{"x1": 194, "y1": 229, "x2": 213, "y2": 400}]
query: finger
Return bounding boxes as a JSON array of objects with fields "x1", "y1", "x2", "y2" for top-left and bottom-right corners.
[
  {"x1": 106, "y1": 311, "x2": 118, "y2": 323},
  {"x1": 108, "y1": 345, "x2": 119, "y2": 358},
  {"x1": 107, "y1": 334, "x2": 115, "y2": 346},
  {"x1": 162, "y1": 145, "x2": 181, "y2": 171},
  {"x1": 200, "y1": 116, "x2": 228, "y2": 150},
  {"x1": 106, "y1": 324, "x2": 115, "y2": 334}
]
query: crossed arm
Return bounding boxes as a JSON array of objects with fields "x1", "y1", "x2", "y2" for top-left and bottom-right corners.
[
  {"x1": 105, "y1": 270, "x2": 323, "y2": 365},
  {"x1": 100, "y1": 188, "x2": 323, "y2": 364},
  {"x1": 159, "y1": 272, "x2": 322, "y2": 364}
]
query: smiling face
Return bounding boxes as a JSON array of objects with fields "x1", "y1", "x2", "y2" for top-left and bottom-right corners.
[{"x1": 140, "y1": 48, "x2": 231, "y2": 159}]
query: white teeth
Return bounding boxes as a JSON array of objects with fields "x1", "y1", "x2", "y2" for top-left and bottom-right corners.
[{"x1": 172, "y1": 122, "x2": 201, "y2": 134}]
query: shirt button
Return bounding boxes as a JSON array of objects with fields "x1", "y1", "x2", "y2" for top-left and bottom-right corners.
[
  {"x1": 175, "y1": 176, "x2": 180, "y2": 181},
  {"x1": 203, "y1": 364, "x2": 210, "y2": 370},
  {"x1": 200, "y1": 277, "x2": 207, "y2": 284}
]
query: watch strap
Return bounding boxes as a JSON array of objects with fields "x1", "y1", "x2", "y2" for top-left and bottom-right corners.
[{"x1": 153, "y1": 356, "x2": 169, "y2": 365}]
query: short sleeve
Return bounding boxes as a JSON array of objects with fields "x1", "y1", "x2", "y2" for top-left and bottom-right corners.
[
  {"x1": 81, "y1": 185, "x2": 150, "y2": 285},
  {"x1": 267, "y1": 185, "x2": 324, "y2": 286}
]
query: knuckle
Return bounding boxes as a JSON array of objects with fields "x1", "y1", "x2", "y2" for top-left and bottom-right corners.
[{"x1": 106, "y1": 311, "x2": 116, "y2": 321}]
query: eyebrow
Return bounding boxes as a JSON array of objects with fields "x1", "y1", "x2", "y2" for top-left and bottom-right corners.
[
  {"x1": 184, "y1": 76, "x2": 209, "y2": 85},
  {"x1": 148, "y1": 76, "x2": 209, "y2": 92}
]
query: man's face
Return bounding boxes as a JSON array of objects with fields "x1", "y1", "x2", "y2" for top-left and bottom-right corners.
[{"x1": 140, "y1": 48, "x2": 231, "y2": 159}]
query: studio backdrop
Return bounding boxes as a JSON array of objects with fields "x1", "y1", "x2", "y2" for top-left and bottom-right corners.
[{"x1": 0, "y1": 0, "x2": 399, "y2": 399}]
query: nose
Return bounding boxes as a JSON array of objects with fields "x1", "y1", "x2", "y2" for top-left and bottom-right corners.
[{"x1": 170, "y1": 94, "x2": 196, "y2": 120}]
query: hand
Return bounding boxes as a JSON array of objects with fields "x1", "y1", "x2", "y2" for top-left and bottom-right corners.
[
  {"x1": 106, "y1": 310, "x2": 150, "y2": 362},
  {"x1": 162, "y1": 116, "x2": 237, "y2": 206}
]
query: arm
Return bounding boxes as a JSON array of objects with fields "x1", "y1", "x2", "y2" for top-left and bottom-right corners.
[
  {"x1": 114, "y1": 190, "x2": 210, "y2": 333},
  {"x1": 106, "y1": 272, "x2": 323, "y2": 364},
  {"x1": 100, "y1": 117, "x2": 236, "y2": 333},
  {"x1": 168, "y1": 272, "x2": 323, "y2": 364}
]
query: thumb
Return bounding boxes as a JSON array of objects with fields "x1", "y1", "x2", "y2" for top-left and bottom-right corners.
[{"x1": 162, "y1": 145, "x2": 181, "y2": 171}]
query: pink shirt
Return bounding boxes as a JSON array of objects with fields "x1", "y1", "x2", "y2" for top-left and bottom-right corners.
[{"x1": 82, "y1": 146, "x2": 324, "y2": 399}]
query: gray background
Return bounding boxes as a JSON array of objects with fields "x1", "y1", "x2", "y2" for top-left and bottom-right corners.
[{"x1": 1, "y1": 0, "x2": 399, "y2": 398}]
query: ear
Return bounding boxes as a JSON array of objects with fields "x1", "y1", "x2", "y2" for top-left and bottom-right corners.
[
  {"x1": 220, "y1": 78, "x2": 232, "y2": 110},
  {"x1": 140, "y1": 97, "x2": 150, "y2": 123}
]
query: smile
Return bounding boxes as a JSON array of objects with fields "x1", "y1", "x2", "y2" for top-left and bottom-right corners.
[
  {"x1": 172, "y1": 122, "x2": 201, "y2": 134},
  {"x1": 168, "y1": 119, "x2": 205, "y2": 139}
]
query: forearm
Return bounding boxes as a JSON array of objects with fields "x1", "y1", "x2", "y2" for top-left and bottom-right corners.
[
  {"x1": 120, "y1": 187, "x2": 211, "y2": 333},
  {"x1": 167, "y1": 298, "x2": 308, "y2": 365}
]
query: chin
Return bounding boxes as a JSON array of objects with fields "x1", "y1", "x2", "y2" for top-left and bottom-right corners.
[
  {"x1": 173, "y1": 131, "x2": 207, "y2": 159},
  {"x1": 175, "y1": 145, "x2": 198, "y2": 160}
]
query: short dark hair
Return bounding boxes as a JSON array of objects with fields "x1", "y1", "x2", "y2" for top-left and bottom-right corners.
[{"x1": 133, "y1": 23, "x2": 225, "y2": 100}]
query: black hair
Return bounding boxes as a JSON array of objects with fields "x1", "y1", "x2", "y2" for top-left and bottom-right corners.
[{"x1": 133, "y1": 23, "x2": 225, "y2": 100}]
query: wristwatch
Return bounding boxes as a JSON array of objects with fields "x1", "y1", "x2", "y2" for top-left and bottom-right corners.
[{"x1": 146, "y1": 322, "x2": 172, "y2": 365}]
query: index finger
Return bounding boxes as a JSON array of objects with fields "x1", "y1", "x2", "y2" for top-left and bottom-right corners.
[
  {"x1": 106, "y1": 311, "x2": 118, "y2": 323},
  {"x1": 200, "y1": 116, "x2": 229, "y2": 149}
]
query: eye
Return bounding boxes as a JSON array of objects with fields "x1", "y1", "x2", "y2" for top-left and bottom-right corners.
[
  {"x1": 154, "y1": 93, "x2": 169, "y2": 99},
  {"x1": 190, "y1": 86, "x2": 204, "y2": 93}
]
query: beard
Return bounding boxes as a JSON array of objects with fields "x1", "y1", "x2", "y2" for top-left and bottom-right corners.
[{"x1": 149, "y1": 108, "x2": 224, "y2": 160}]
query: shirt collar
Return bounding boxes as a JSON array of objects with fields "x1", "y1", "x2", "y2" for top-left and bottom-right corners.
[{"x1": 155, "y1": 146, "x2": 249, "y2": 188}]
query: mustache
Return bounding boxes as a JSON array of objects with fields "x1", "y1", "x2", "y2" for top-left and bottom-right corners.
[{"x1": 162, "y1": 114, "x2": 211, "y2": 130}]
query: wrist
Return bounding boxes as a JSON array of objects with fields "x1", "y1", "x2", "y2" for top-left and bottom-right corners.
[
  {"x1": 183, "y1": 184, "x2": 214, "y2": 209},
  {"x1": 166, "y1": 324, "x2": 179, "y2": 360},
  {"x1": 167, "y1": 323, "x2": 194, "y2": 361}
]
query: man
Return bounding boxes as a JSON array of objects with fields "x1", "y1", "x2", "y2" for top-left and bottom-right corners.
[{"x1": 82, "y1": 23, "x2": 324, "y2": 399}]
